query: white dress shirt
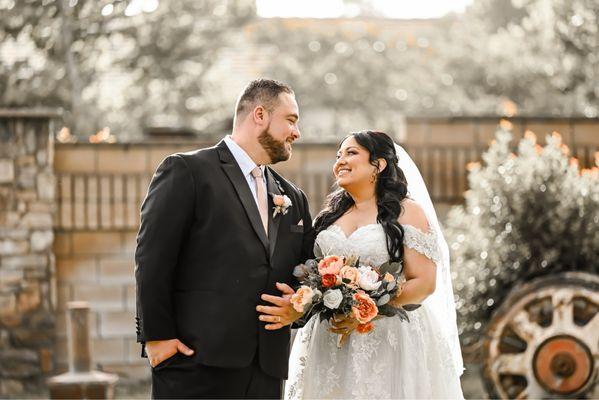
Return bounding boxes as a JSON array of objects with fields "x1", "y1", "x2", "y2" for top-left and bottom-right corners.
[{"x1": 223, "y1": 135, "x2": 267, "y2": 208}]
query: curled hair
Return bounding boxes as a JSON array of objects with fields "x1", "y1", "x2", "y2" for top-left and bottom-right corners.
[
  {"x1": 235, "y1": 78, "x2": 293, "y2": 117},
  {"x1": 314, "y1": 131, "x2": 409, "y2": 263}
]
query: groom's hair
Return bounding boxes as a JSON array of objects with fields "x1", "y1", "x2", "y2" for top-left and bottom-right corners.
[{"x1": 235, "y1": 79, "x2": 294, "y2": 122}]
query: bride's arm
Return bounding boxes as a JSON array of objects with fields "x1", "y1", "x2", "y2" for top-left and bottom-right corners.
[
  {"x1": 390, "y1": 248, "x2": 436, "y2": 306},
  {"x1": 390, "y1": 200, "x2": 437, "y2": 307}
]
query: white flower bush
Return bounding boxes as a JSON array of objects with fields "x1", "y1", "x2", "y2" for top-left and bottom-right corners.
[{"x1": 446, "y1": 123, "x2": 599, "y2": 346}]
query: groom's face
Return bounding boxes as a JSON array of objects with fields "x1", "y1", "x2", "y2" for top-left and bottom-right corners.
[{"x1": 258, "y1": 92, "x2": 300, "y2": 164}]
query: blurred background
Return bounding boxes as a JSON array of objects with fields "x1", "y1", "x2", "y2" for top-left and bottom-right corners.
[{"x1": 0, "y1": 0, "x2": 597, "y2": 398}]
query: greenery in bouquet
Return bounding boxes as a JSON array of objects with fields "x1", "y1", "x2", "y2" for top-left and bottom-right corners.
[
  {"x1": 291, "y1": 255, "x2": 409, "y2": 335},
  {"x1": 445, "y1": 122, "x2": 599, "y2": 346}
]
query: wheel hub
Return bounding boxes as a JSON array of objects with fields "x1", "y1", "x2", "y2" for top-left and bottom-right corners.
[
  {"x1": 534, "y1": 335, "x2": 593, "y2": 394},
  {"x1": 550, "y1": 352, "x2": 575, "y2": 377}
]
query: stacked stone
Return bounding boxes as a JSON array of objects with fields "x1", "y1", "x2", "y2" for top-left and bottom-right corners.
[{"x1": 0, "y1": 110, "x2": 58, "y2": 397}]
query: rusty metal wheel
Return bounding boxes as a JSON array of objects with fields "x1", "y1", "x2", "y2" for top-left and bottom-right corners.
[{"x1": 482, "y1": 272, "x2": 599, "y2": 399}]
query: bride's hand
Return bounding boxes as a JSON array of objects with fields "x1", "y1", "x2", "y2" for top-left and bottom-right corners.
[
  {"x1": 329, "y1": 314, "x2": 359, "y2": 346},
  {"x1": 388, "y1": 281, "x2": 405, "y2": 308}
]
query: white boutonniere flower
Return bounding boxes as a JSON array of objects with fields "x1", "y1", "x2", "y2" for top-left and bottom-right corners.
[{"x1": 272, "y1": 194, "x2": 292, "y2": 218}]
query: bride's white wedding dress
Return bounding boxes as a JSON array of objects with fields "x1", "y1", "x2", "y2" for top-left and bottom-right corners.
[{"x1": 285, "y1": 223, "x2": 464, "y2": 399}]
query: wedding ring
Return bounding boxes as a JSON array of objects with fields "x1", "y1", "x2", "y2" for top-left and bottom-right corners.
[{"x1": 276, "y1": 316, "x2": 281, "y2": 323}]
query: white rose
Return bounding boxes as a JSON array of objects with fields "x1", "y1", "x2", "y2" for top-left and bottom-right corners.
[
  {"x1": 323, "y1": 289, "x2": 343, "y2": 309},
  {"x1": 283, "y1": 195, "x2": 292, "y2": 207},
  {"x1": 358, "y1": 266, "x2": 382, "y2": 291}
]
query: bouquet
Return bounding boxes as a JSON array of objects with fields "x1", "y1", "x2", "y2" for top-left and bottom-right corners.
[{"x1": 291, "y1": 254, "x2": 409, "y2": 346}]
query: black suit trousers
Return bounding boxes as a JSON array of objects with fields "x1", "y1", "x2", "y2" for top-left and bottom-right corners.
[{"x1": 151, "y1": 353, "x2": 281, "y2": 399}]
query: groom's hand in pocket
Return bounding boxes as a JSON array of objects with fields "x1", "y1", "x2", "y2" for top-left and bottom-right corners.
[
  {"x1": 257, "y1": 282, "x2": 303, "y2": 330},
  {"x1": 145, "y1": 338, "x2": 194, "y2": 367}
]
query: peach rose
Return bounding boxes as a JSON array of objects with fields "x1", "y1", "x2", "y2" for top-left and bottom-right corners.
[
  {"x1": 290, "y1": 286, "x2": 314, "y2": 313},
  {"x1": 383, "y1": 272, "x2": 395, "y2": 282},
  {"x1": 272, "y1": 194, "x2": 285, "y2": 207},
  {"x1": 356, "y1": 322, "x2": 374, "y2": 334},
  {"x1": 352, "y1": 291, "x2": 378, "y2": 324},
  {"x1": 318, "y1": 255, "x2": 344, "y2": 275},
  {"x1": 339, "y1": 266, "x2": 360, "y2": 287},
  {"x1": 273, "y1": 194, "x2": 292, "y2": 207},
  {"x1": 273, "y1": 195, "x2": 284, "y2": 206},
  {"x1": 321, "y1": 274, "x2": 338, "y2": 288}
]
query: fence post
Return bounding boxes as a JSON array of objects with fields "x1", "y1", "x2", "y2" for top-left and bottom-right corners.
[{"x1": 47, "y1": 302, "x2": 118, "y2": 399}]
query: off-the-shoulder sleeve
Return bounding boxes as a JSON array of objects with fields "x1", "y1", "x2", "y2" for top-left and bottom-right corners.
[{"x1": 402, "y1": 224, "x2": 442, "y2": 265}]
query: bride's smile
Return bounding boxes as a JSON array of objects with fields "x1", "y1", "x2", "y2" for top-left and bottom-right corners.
[{"x1": 334, "y1": 136, "x2": 383, "y2": 189}]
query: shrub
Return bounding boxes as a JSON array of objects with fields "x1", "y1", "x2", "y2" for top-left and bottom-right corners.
[{"x1": 445, "y1": 123, "x2": 599, "y2": 346}]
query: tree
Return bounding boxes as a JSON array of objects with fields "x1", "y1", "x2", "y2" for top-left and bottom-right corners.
[
  {"x1": 0, "y1": 0, "x2": 119, "y2": 134},
  {"x1": 443, "y1": 0, "x2": 599, "y2": 117},
  {"x1": 251, "y1": 17, "x2": 451, "y2": 137},
  {"x1": 250, "y1": 0, "x2": 598, "y2": 139},
  {"x1": 111, "y1": 0, "x2": 255, "y2": 138},
  {"x1": 0, "y1": 0, "x2": 255, "y2": 138}
]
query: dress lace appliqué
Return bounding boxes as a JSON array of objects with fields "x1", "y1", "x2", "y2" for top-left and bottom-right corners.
[{"x1": 402, "y1": 224, "x2": 442, "y2": 265}]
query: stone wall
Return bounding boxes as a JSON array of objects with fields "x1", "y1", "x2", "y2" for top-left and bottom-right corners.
[{"x1": 0, "y1": 110, "x2": 58, "y2": 396}]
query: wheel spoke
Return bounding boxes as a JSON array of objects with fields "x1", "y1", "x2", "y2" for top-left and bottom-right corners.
[
  {"x1": 582, "y1": 312, "x2": 599, "y2": 347},
  {"x1": 511, "y1": 309, "x2": 542, "y2": 342},
  {"x1": 552, "y1": 289, "x2": 575, "y2": 327},
  {"x1": 494, "y1": 353, "x2": 527, "y2": 375},
  {"x1": 515, "y1": 387, "x2": 528, "y2": 400}
]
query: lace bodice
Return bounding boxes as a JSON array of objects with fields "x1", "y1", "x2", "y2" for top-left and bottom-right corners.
[{"x1": 314, "y1": 223, "x2": 442, "y2": 267}]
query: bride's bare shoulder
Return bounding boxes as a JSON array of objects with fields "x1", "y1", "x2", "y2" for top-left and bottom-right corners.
[{"x1": 398, "y1": 198, "x2": 430, "y2": 232}]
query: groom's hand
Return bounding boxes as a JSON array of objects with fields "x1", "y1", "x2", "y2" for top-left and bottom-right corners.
[
  {"x1": 257, "y1": 282, "x2": 303, "y2": 330},
  {"x1": 145, "y1": 338, "x2": 194, "y2": 368}
]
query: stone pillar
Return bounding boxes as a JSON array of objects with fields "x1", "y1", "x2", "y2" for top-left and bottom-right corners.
[{"x1": 0, "y1": 109, "x2": 60, "y2": 397}]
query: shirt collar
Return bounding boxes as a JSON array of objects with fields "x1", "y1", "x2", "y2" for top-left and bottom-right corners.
[{"x1": 223, "y1": 135, "x2": 265, "y2": 178}]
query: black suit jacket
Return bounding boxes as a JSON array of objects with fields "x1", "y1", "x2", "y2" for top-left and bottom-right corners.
[{"x1": 135, "y1": 140, "x2": 315, "y2": 379}]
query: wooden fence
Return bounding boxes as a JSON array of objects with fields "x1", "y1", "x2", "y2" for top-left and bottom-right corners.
[{"x1": 54, "y1": 142, "x2": 597, "y2": 231}]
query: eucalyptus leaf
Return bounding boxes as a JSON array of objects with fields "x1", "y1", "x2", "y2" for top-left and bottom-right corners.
[
  {"x1": 378, "y1": 261, "x2": 402, "y2": 275},
  {"x1": 377, "y1": 306, "x2": 397, "y2": 317},
  {"x1": 377, "y1": 293, "x2": 390, "y2": 306},
  {"x1": 386, "y1": 280, "x2": 396, "y2": 291},
  {"x1": 293, "y1": 264, "x2": 307, "y2": 278},
  {"x1": 319, "y1": 312, "x2": 328, "y2": 323},
  {"x1": 396, "y1": 307, "x2": 410, "y2": 322}
]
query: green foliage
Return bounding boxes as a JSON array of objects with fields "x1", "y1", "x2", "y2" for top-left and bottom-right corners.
[
  {"x1": 0, "y1": 0, "x2": 114, "y2": 133},
  {"x1": 0, "y1": 0, "x2": 255, "y2": 138},
  {"x1": 252, "y1": 18, "x2": 452, "y2": 136},
  {"x1": 254, "y1": 0, "x2": 599, "y2": 137},
  {"x1": 444, "y1": 0, "x2": 599, "y2": 117},
  {"x1": 445, "y1": 125, "x2": 599, "y2": 346},
  {"x1": 2, "y1": 0, "x2": 598, "y2": 138}
]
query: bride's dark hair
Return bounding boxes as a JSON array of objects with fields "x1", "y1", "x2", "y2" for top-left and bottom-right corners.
[{"x1": 314, "y1": 131, "x2": 409, "y2": 263}]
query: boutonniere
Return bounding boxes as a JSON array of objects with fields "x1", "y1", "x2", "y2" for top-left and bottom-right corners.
[{"x1": 271, "y1": 194, "x2": 292, "y2": 218}]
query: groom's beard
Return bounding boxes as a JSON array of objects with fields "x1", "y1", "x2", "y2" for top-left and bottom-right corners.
[{"x1": 258, "y1": 125, "x2": 290, "y2": 164}]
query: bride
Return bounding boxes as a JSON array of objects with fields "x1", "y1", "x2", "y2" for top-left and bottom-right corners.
[{"x1": 285, "y1": 131, "x2": 464, "y2": 399}]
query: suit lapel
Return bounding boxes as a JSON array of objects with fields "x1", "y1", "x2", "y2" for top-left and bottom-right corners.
[
  {"x1": 217, "y1": 141, "x2": 269, "y2": 253},
  {"x1": 266, "y1": 168, "x2": 282, "y2": 259}
]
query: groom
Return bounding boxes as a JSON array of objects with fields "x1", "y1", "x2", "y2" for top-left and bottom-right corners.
[{"x1": 135, "y1": 79, "x2": 314, "y2": 398}]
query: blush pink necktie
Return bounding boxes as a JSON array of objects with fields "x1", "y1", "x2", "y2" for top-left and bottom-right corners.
[{"x1": 251, "y1": 167, "x2": 268, "y2": 236}]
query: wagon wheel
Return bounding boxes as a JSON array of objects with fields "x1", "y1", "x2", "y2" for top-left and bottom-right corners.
[{"x1": 482, "y1": 272, "x2": 599, "y2": 399}]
